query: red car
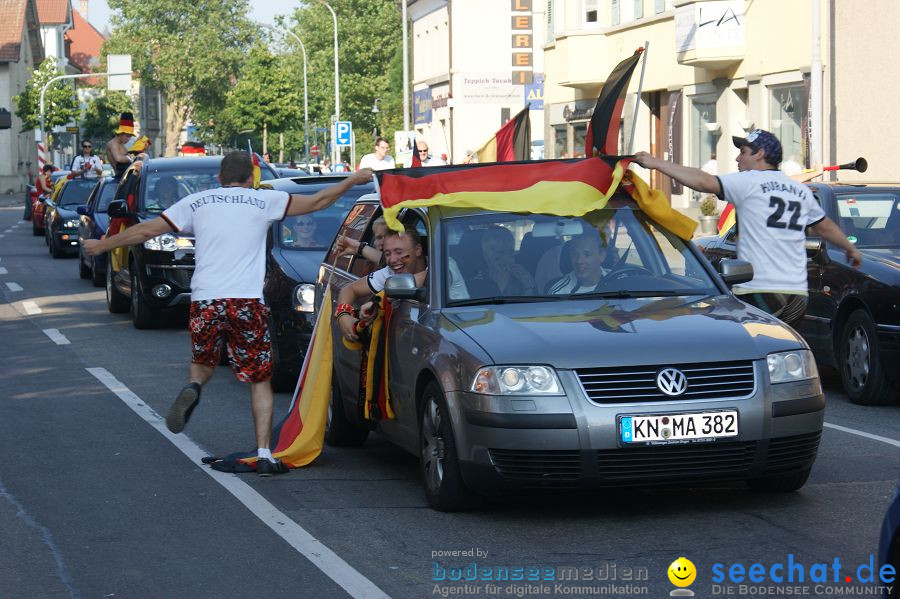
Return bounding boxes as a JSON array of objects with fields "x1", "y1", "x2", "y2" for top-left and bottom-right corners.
[{"x1": 31, "y1": 170, "x2": 70, "y2": 236}]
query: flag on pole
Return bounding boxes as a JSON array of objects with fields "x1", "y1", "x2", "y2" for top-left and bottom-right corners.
[
  {"x1": 206, "y1": 286, "x2": 336, "y2": 472},
  {"x1": 475, "y1": 105, "x2": 531, "y2": 163},
  {"x1": 251, "y1": 152, "x2": 262, "y2": 188},
  {"x1": 410, "y1": 132, "x2": 423, "y2": 168},
  {"x1": 585, "y1": 49, "x2": 644, "y2": 157}
]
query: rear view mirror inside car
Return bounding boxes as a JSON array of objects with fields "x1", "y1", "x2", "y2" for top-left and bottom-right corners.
[{"x1": 531, "y1": 219, "x2": 584, "y2": 238}]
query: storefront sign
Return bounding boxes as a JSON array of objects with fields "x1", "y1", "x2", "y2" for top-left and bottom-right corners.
[
  {"x1": 563, "y1": 104, "x2": 594, "y2": 122},
  {"x1": 675, "y1": 0, "x2": 744, "y2": 53},
  {"x1": 524, "y1": 74, "x2": 544, "y2": 110},
  {"x1": 511, "y1": 0, "x2": 533, "y2": 85},
  {"x1": 413, "y1": 88, "x2": 433, "y2": 125},
  {"x1": 460, "y1": 74, "x2": 521, "y2": 104}
]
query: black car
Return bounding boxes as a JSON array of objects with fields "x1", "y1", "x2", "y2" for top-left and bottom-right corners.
[
  {"x1": 696, "y1": 182, "x2": 900, "y2": 405},
  {"x1": 264, "y1": 175, "x2": 374, "y2": 390},
  {"x1": 76, "y1": 177, "x2": 118, "y2": 286},
  {"x1": 104, "y1": 156, "x2": 279, "y2": 328},
  {"x1": 43, "y1": 177, "x2": 100, "y2": 258}
]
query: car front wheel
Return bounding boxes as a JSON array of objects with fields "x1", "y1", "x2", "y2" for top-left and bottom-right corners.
[
  {"x1": 130, "y1": 269, "x2": 159, "y2": 329},
  {"x1": 90, "y1": 257, "x2": 104, "y2": 287},
  {"x1": 839, "y1": 309, "x2": 896, "y2": 405},
  {"x1": 419, "y1": 381, "x2": 478, "y2": 511}
]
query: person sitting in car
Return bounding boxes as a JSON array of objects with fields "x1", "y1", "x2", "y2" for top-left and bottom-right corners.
[
  {"x1": 154, "y1": 176, "x2": 180, "y2": 209},
  {"x1": 547, "y1": 230, "x2": 609, "y2": 294},
  {"x1": 468, "y1": 225, "x2": 534, "y2": 297},
  {"x1": 289, "y1": 216, "x2": 320, "y2": 248}
]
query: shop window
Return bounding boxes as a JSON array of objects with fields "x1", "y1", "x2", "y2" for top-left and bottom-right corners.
[
  {"x1": 691, "y1": 96, "x2": 718, "y2": 198},
  {"x1": 553, "y1": 125, "x2": 567, "y2": 158},
  {"x1": 769, "y1": 84, "x2": 807, "y2": 174},
  {"x1": 573, "y1": 123, "x2": 588, "y2": 158}
]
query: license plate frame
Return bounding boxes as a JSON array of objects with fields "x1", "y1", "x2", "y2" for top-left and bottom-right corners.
[{"x1": 619, "y1": 410, "x2": 739, "y2": 445}]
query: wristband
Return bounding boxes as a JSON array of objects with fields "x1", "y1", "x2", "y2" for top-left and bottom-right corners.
[
  {"x1": 356, "y1": 242, "x2": 368, "y2": 257},
  {"x1": 335, "y1": 303, "x2": 357, "y2": 321}
]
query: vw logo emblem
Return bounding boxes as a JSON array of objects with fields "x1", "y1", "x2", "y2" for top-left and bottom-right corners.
[{"x1": 657, "y1": 368, "x2": 688, "y2": 396}]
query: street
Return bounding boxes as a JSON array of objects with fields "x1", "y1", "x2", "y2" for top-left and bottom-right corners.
[{"x1": 0, "y1": 199, "x2": 897, "y2": 599}]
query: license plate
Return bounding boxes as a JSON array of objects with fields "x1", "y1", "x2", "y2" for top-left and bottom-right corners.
[{"x1": 620, "y1": 411, "x2": 738, "y2": 444}]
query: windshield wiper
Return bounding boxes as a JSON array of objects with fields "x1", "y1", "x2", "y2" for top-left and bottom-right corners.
[
  {"x1": 568, "y1": 289, "x2": 693, "y2": 300},
  {"x1": 449, "y1": 295, "x2": 565, "y2": 307}
]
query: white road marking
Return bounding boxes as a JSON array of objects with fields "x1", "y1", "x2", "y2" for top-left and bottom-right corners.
[
  {"x1": 6, "y1": 282, "x2": 23, "y2": 291},
  {"x1": 0, "y1": 267, "x2": 7, "y2": 275},
  {"x1": 86, "y1": 367, "x2": 390, "y2": 599},
  {"x1": 22, "y1": 301, "x2": 41, "y2": 315},
  {"x1": 42, "y1": 329, "x2": 70, "y2": 345},
  {"x1": 824, "y1": 422, "x2": 900, "y2": 449}
]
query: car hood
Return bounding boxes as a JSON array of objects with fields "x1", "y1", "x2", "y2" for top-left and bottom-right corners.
[
  {"x1": 444, "y1": 295, "x2": 805, "y2": 368},
  {"x1": 859, "y1": 247, "x2": 900, "y2": 271},
  {"x1": 276, "y1": 247, "x2": 326, "y2": 282}
]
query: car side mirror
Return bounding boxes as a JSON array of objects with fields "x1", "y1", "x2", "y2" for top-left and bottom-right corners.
[
  {"x1": 718, "y1": 258, "x2": 754, "y2": 286},
  {"x1": 805, "y1": 237, "x2": 823, "y2": 256},
  {"x1": 384, "y1": 273, "x2": 427, "y2": 302},
  {"x1": 107, "y1": 199, "x2": 131, "y2": 218},
  {"x1": 76, "y1": 206, "x2": 88, "y2": 216}
]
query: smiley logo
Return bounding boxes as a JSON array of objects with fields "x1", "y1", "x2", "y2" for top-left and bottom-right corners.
[{"x1": 667, "y1": 557, "x2": 696, "y2": 587}]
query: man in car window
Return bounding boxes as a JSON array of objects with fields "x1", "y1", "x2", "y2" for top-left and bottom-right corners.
[
  {"x1": 154, "y1": 176, "x2": 180, "y2": 209},
  {"x1": 84, "y1": 152, "x2": 373, "y2": 476},
  {"x1": 634, "y1": 129, "x2": 861, "y2": 326},
  {"x1": 469, "y1": 226, "x2": 534, "y2": 296},
  {"x1": 335, "y1": 227, "x2": 426, "y2": 341},
  {"x1": 547, "y1": 231, "x2": 609, "y2": 294}
]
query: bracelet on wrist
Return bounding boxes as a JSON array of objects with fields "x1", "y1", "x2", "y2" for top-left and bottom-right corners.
[{"x1": 356, "y1": 242, "x2": 368, "y2": 257}]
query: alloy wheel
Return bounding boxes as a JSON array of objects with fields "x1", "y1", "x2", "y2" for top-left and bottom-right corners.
[
  {"x1": 844, "y1": 324, "x2": 870, "y2": 392},
  {"x1": 420, "y1": 397, "x2": 446, "y2": 493}
]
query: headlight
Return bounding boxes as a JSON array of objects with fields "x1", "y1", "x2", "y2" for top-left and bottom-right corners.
[
  {"x1": 292, "y1": 283, "x2": 315, "y2": 313},
  {"x1": 767, "y1": 350, "x2": 818, "y2": 384},
  {"x1": 143, "y1": 234, "x2": 193, "y2": 251},
  {"x1": 63, "y1": 219, "x2": 79, "y2": 228},
  {"x1": 471, "y1": 366, "x2": 563, "y2": 395}
]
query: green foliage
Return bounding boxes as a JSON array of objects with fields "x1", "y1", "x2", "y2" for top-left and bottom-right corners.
[
  {"x1": 700, "y1": 195, "x2": 719, "y2": 216},
  {"x1": 103, "y1": 0, "x2": 256, "y2": 153},
  {"x1": 80, "y1": 91, "x2": 135, "y2": 144},
  {"x1": 13, "y1": 58, "x2": 80, "y2": 132}
]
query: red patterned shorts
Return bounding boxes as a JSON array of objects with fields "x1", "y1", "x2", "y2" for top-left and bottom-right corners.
[{"x1": 189, "y1": 299, "x2": 272, "y2": 383}]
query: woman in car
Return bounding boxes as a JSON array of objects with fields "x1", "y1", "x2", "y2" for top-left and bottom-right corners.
[
  {"x1": 36, "y1": 164, "x2": 54, "y2": 197},
  {"x1": 468, "y1": 226, "x2": 534, "y2": 297},
  {"x1": 289, "y1": 216, "x2": 320, "y2": 248},
  {"x1": 546, "y1": 230, "x2": 610, "y2": 294}
]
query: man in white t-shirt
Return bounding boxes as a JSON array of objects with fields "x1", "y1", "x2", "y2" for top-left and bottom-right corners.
[
  {"x1": 71, "y1": 141, "x2": 103, "y2": 179},
  {"x1": 634, "y1": 129, "x2": 861, "y2": 326},
  {"x1": 84, "y1": 152, "x2": 373, "y2": 475},
  {"x1": 358, "y1": 137, "x2": 396, "y2": 171}
]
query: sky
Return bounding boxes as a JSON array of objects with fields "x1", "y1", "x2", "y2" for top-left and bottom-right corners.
[{"x1": 86, "y1": 0, "x2": 305, "y2": 34}]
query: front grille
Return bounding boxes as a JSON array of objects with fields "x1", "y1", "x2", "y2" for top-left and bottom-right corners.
[
  {"x1": 576, "y1": 361, "x2": 755, "y2": 403},
  {"x1": 596, "y1": 441, "x2": 757, "y2": 481},
  {"x1": 166, "y1": 268, "x2": 193, "y2": 289},
  {"x1": 764, "y1": 432, "x2": 821, "y2": 473},
  {"x1": 489, "y1": 449, "x2": 582, "y2": 483}
]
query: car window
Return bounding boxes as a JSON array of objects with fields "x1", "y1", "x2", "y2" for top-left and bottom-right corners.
[
  {"x1": 143, "y1": 170, "x2": 220, "y2": 212},
  {"x1": 442, "y1": 201, "x2": 719, "y2": 304},
  {"x1": 58, "y1": 179, "x2": 98, "y2": 207},
  {"x1": 834, "y1": 193, "x2": 899, "y2": 247},
  {"x1": 279, "y1": 187, "x2": 368, "y2": 251},
  {"x1": 325, "y1": 203, "x2": 378, "y2": 273},
  {"x1": 96, "y1": 182, "x2": 118, "y2": 212}
]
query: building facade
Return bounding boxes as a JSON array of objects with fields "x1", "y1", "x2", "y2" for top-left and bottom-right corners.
[{"x1": 409, "y1": 0, "x2": 546, "y2": 164}]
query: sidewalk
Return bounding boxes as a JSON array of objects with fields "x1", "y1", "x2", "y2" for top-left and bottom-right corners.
[{"x1": 0, "y1": 192, "x2": 25, "y2": 210}]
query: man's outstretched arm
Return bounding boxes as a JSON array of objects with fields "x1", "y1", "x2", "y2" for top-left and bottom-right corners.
[
  {"x1": 633, "y1": 152, "x2": 722, "y2": 196},
  {"x1": 286, "y1": 168, "x2": 374, "y2": 216}
]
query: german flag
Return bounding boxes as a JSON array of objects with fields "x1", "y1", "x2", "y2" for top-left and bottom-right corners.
[
  {"x1": 718, "y1": 202, "x2": 736, "y2": 236},
  {"x1": 585, "y1": 49, "x2": 643, "y2": 157},
  {"x1": 251, "y1": 152, "x2": 262, "y2": 188},
  {"x1": 475, "y1": 104, "x2": 531, "y2": 163}
]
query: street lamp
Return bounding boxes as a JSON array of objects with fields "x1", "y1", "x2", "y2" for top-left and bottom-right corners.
[
  {"x1": 260, "y1": 21, "x2": 310, "y2": 168},
  {"x1": 371, "y1": 98, "x2": 380, "y2": 137},
  {"x1": 320, "y1": 1, "x2": 340, "y2": 166}
]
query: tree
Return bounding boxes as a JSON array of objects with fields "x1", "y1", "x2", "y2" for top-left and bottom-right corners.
[
  {"x1": 80, "y1": 91, "x2": 135, "y2": 145},
  {"x1": 103, "y1": 0, "x2": 256, "y2": 156},
  {"x1": 13, "y1": 57, "x2": 80, "y2": 133},
  {"x1": 286, "y1": 0, "x2": 404, "y2": 164}
]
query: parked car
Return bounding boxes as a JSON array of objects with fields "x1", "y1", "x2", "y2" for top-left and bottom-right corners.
[
  {"x1": 42, "y1": 177, "x2": 98, "y2": 258},
  {"x1": 320, "y1": 171, "x2": 827, "y2": 511},
  {"x1": 263, "y1": 175, "x2": 374, "y2": 391},
  {"x1": 274, "y1": 166, "x2": 312, "y2": 179},
  {"x1": 76, "y1": 177, "x2": 118, "y2": 286},
  {"x1": 695, "y1": 182, "x2": 899, "y2": 405},
  {"x1": 31, "y1": 170, "x2": 70, "y2": 236},
  {"x1": 879, "y1": 484, "x2": 900, "y2": 599},
  {"x1": 104, "y1": 156, "x2": 280, "y2": 328}
]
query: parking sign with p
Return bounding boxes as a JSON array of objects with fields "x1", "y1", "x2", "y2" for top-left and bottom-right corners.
[{"x1": 335, "y1": 121, "x2": 352, "y2": 147}]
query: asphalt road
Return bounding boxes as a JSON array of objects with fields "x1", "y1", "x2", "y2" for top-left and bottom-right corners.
[{"x1": 0, "y1": 198, "x2": 897, "y2": 599}]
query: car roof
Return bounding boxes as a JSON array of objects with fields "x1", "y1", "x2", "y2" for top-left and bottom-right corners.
[
  {"x1": 811, "y1": 181, "x2": 900, "y2": 189},
  {"x1": 142, "y1": 156, "x2": 225, "y2": 171},
  {"x1": 268, "y1": 174, "x2": 374, "y2": 193}
]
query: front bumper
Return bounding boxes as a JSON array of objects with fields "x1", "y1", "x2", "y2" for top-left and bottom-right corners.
[
  {"x1": 53, "y1": 228, "x2": 80, "y2": 252},
  {"x1": 450, "y1": 364, "x2": 825, "y2": 492},
  {"x1": 141, "y1": 254, "x2": 194, "y2": 308}
]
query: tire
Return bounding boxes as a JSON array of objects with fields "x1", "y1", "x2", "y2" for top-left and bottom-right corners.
[
  {"x1": 130, "y1": 269, "x2": 159, "y2": 329},
  {"x1": 106, "y1": 264, "x2": 130, "y2": 314},
  {"x1": 325, "y1": 371, "x2": 369, "y2": 447},
  {"x1": 32, "y1": 218, "x2": 42, "y2": 236},
  {"x1": 839, "y1": 309, "x2": 896, "y2": 405},
  {"x1": 90, "y1": 257, "x2": 104, "y2": 288},
  {"x1": 419, "y1": 381, "x2": 478, "y2": 511},
  {"x1": 746, "y1": 466, "x2": 812, "y2": 492},
  {"x1": 78, "y1": 249, "x2": 91, "y2": 279},
  {"x1": 50, "y1": 233, "x2": 65, "y2": 258}
]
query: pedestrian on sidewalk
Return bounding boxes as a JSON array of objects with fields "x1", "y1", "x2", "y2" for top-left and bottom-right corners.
[
  {"x1": 634, "y1": 129, "x2": 861, "y2": 326},
  {"x1": 84, "y1": 152, "x2": 374, "y2": 476}
]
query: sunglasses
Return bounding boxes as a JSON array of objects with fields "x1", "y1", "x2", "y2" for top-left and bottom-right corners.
[
  {"x1": 418, "y1": 149, "x2": 429, "y2": 154},
  {"x1": 82, "y1": 145, "x2": 92, "y2": 149},
  {"x1": 296, "y1": 221, "x2": 315, "y2": 227}
]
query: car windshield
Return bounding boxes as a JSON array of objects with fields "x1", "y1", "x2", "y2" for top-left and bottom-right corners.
[
  {"x1": 442, "y1": 200, "x2": 719, "y2": 305},
  {"x1": 144, "y1": 169, "x2": 221, "y2": 212},
  {"x1": 278, "y1": 187, "x2": 369, "y2": 250},
  {"x1": 834, "y1": 193, "x2": 899, "y2": 247},
  {"x1": 58, "y1": 179, "x2": 98, "y2": 207}
]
